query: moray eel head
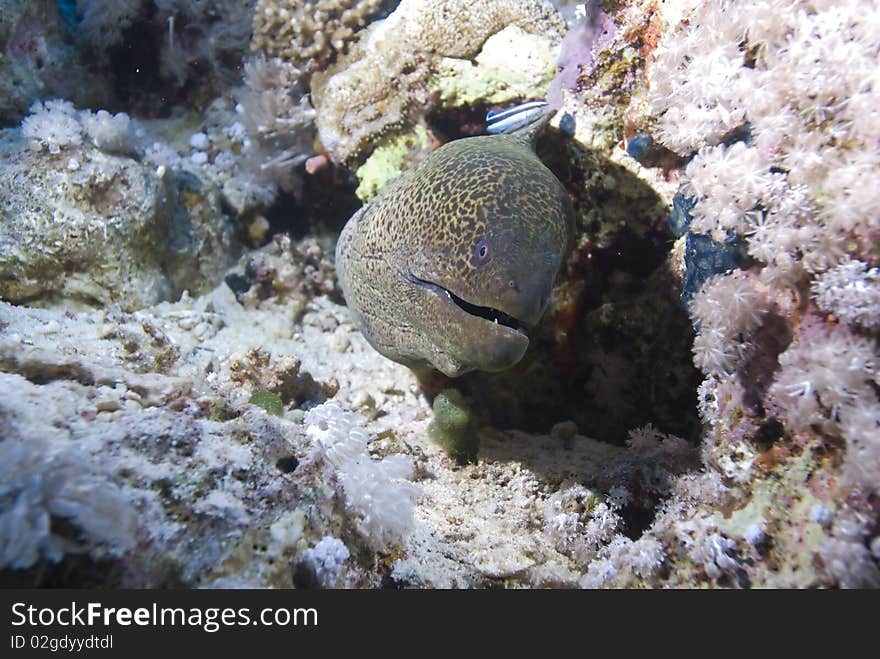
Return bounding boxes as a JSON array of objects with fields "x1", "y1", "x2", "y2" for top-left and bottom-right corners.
[{"x1": 336, "y1": 132, "x2": 572, "y2": 377}]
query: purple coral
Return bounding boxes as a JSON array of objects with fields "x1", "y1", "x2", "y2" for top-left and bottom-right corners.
[{"x1": 548, "y1": 2, "x2": 617, "y2": 108}]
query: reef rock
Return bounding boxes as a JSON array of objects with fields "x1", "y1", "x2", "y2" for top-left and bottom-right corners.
[
  {"x1": 0, "y1": 102, "x2": 239, "y2": 311},
  {"x1": 0, "y1": 132, "x2": 173, "y2": 310},
  {"x1": 310, "y1": 0, "x2": 567, "y2": 165}
]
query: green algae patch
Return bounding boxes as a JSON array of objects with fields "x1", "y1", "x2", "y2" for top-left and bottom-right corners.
[
  {"x1": 428, "y1": 388, "x2": 478, "y2": 465},
  {"x1": 249, "y1": 390, "x2": 284, "y2": 416}
]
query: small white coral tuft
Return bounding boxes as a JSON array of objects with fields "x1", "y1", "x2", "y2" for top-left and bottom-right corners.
[
  {"x1": 21, "y1": 101, "x2": 142, "y2": 157},
  {"x1": 648, "y1": 0, "x2": 751, "y2": 155},
  {"x1": 80, "y1": 109, "x2": 139, "y2": 156},
  {"x1": 21, "y1": 100, "x2": 83, "y2": 154},
  {"x1": 302, "y1": 536, "x2": 350, "y2": 587},
  {"x1": 689, "y1": 272, "x2": 770, "y2": 375},
  {"x1": 692, "y1": 532, "x2": 739, "y2": 581},
  {"x1": 769, "y1": 323, "x2": 880, "y2": 491},
  {"x1": 769, "y1": 325, "x2": 877, "y2": 434},
  {"x1": 819, "y1": 509, "x2": 880, "y2": 588},
  {"x1": 0, "y1": 437, "x2": 136, "y2": 570},
  {"x1": 812, "y1": 258, "x2": 880, "y2": 330},
  {"x1": 304, "y1": 402, "x2": 420, "y2": 552}
]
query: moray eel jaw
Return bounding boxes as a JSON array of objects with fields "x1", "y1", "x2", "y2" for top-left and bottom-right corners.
[
  {"x1": 405, "y1": 272, "x2": 529, "y2": 334},
  {"x1": 404, "y1": 270, "x2": 530, "y2": 377}
]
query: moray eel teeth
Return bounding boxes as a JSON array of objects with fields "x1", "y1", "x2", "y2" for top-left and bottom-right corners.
[{"x1": 405, "y1": 271, "x2": 527, "y2": 334}]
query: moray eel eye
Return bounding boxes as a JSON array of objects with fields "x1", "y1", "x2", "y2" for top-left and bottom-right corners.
[{"x1": 472, "y1": 239, "x2": 492, "y2": 267}]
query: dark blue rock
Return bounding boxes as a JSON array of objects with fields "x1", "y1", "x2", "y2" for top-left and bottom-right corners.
[
  {"x1": 559, "y1": 113, "x2": 576, "y2": 137},
  {"x1": 682, "y1": 232, "x2": 751, "y2": 306},
  {"x1": 667, "y1": 191, "x2": 697, "y2": 237},
  {"x1": 626, "y1": 133, "x2": 653, "y2": 161}
]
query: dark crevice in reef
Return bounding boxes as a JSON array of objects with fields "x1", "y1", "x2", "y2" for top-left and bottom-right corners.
[
  {"x1": 73, "y1": 3, "x2": 253, "y2": 117},
  {"x1": 620, "y1": 502, "x2": 657, "y2": 540},
  {"x1": 75, "y1": 3, "x2": 171, "y2": 117},
  {"x1": 0, "y1": 355, "x2": 96, "y2": 388},
  {"x1": 262, "y1": 164, "x2": 362, "y2": 252},
  {"x1": 0, "y1": 555, "x2": 127, "y2": 589},
  {"x1": 427, "y1": 105, "x2": 492, "y2": 142}
]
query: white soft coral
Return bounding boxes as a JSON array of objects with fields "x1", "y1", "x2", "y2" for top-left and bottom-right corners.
[
  {"x1": 0, "y1": 436, "x2": 136, "y2": 570},
  {"x1": 689, "y1": 272, "x2": 770, "y2": 375},
  {"x1": 812, "y1": 258, "x2": 880, "y2": 330},
  {"x1": 652, "y1": 0, "x2": 880, "y2": 283},
  {"x1": 21, "y1": 100, "x2": 83, "y2": 154},
  {"x1": 769, "y1": 323, "x2": 880, "y2": 491},
  {"x1": 21, "y1": 100, "x2": 140, "y2": 156},
  {"x1": 304, "y1": 402, "x2": 420, "y2": 552}
]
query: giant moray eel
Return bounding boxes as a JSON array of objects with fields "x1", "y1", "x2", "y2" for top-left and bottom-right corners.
[{"x1": 335, "y1": 103, "x2": 573, "y2": 377}]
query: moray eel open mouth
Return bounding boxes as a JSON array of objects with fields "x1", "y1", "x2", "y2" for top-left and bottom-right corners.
[{"x1": 405, "y1": 272, "x2": 527, "y2": 334}]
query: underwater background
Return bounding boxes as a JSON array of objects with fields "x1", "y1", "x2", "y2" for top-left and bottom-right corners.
[{"x1": 0, "y1": 0, "x2": 878, "y2": 588}]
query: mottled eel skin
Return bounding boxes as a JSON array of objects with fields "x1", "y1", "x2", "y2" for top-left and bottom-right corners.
[{"x1": 336, "y1": 115, "x2": 572, "y2": 377}]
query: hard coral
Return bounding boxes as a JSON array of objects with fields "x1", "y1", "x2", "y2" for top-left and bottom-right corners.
[
  {"x1": 251, "y1": 0, "x2": 387, "y2": 72},
  {"x1": 428, "y1": 25, "x2": 560, "y2": 109},
  {"x1": 310, "y1": 0, "x2": 566, "y2": 164}
]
